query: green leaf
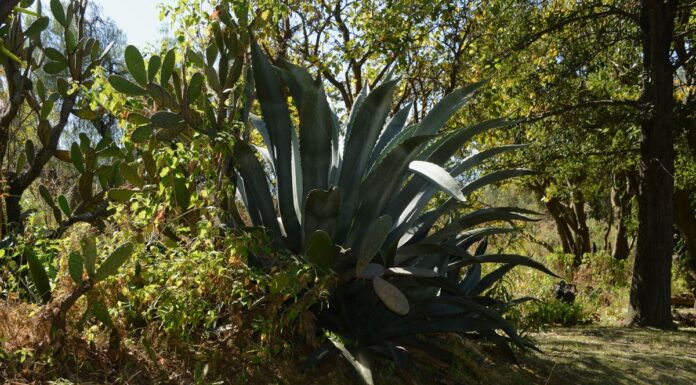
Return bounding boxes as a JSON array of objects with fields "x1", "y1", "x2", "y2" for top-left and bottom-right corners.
[
  {"x1": 108, "y1": 75, "x2": 146, "y2": 96},
  {"x1": 50, "y1": 0, "x2": 66, "y2": 27},
  {"x1": 38, "y1": 184, "x2": 55, "y2": 207},
  {"x1": 44, "y1": 61, "x2": 68, "y2": 74},
  {"x1": 356, "y1": 215, "x2": 392, "y2": 275},
  {"x1": 151, "y1": 111, "x2": 182, "y2": 128},
  {"x1": 40, "y1": 100, "x2": 54, "y2": 120},
  {"x1": 80, "y1": 235, "x2": 97, "y2": 279},
  {"x1": 70, "y1": 142, "x2": 85, "y2": 173},
  {"x1": 409, "y1": 161, "x2": 465, "y2": 201},
  {"x1": 108, "y1": 188, "x2": 137, "y2": 202},
  {"x1": 65, "y1": 30, "x2": 77, "y2": 52},
  {"x1": 147, "y1": 55, "x2": 161, "y2": 83},
  {"x1": 24, "y1": 139, "x2": 35, "y2": 164},
  {"x1": 173, "y1": 177, "x2": 190, "y2": 210},
  {"x1": 305, "y1": 230, "x2": 334, "y2": 271},
  {"x1": 24, "y1": 16, "x2": 49, "y2": 37},
  {"x1": 45, "y1": 48, "x2": 66, "y2": 62},
  {"x1": 90, "y1": 299, "x2": 114, "y2": 328},
  {"x1": 95, "y1": 243, "x2": 133, "y2": 282},
  {"x1": 187, "y1": 72, "x2": 204, "y2": 101},
  {"x1": 24, "y1": 247, "x2": 51, "y2": 303},
  {"x1": 57, "y1": 195, "x2": 71, "y2": 217},
  {"x1": 124, "y1": 45, "x2": 147, "y2": 86},
  {"x1": 186, "y1": 48, "x2": 205, "y2": 68},
  {"x1": 373, "y1": 276, "x2": 409, "y2": 315},
  {"x1": 160, "y1": 49, "x2": 176, "y2": 85},
  {"x1": 131, "y1": 125, "x2": 154, "y2": 143},
  {"x1": 119, "y1": 163, "x2": 144, "y2": 188},
  {"x1": 68, "y1": 251, "x2": 84, "y2": 284}
]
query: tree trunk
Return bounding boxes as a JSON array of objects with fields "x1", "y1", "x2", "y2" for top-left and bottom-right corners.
[
  {"x1": 674, "y1": 189, "x2": 696, "y2": 295},
  {"x1": 611, "y1": 174, "x2": 633, "y2": 261},
  {"x1": 627, "y1": 0, "x2": 677, "y2": 328}
]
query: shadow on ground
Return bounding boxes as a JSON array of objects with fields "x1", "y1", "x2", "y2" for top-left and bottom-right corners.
[{"x1": 498, "y1": 326, "x2": 696, "y2": 385}]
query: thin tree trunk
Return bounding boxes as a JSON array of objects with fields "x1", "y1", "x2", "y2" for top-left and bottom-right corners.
[
  {"x1": 627, "y1": 0, "x2": 676, "y2": 328},
  {"x1": 674, "y1": 189, "x2": 696, "y2": 295},
  {"x1": 611, "y1": 175, "x2": 632, "y2": 261}
]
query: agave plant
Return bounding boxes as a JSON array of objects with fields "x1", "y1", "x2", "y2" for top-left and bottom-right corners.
[{"x1": 235, "y1": 42, "x2": 555, "y2": 383}]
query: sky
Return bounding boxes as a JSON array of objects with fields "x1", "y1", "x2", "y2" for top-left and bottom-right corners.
[{"x1": 91, "y1": 0, "x2": 174, "y2": 48}]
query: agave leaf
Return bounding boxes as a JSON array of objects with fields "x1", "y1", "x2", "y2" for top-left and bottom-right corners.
[
  {"x1": 368, "y1": 102, "x2": 412, "y2": 170},
  {"x1": 450, "y1": 144, "x2": 528, "y2": 176},
  {"x1": 94, "y1": 243, "x2": 134, "y2": 282},
  {"x1": 373, "y1": 276, "x2": 409, "y2": 315},
  {"x1": 68, "y1": 251, "x2": 84, "y2": 284},
  {"x1": 251, "y1": 41, "x2": 301, "y2": 251},
  {"x1": 470, "y1": 263, "x2": 515, "y2": 296},
  {"x1": 125, "y1": 45, "x2": 147, "y2": 86},
  {"x1": 348, "y1": 136, "x2": 432, "y2": 246},
  {"x1": 419, "y1": 118, "x2": 515, "y2": 164},
  {"x1": 233, "y1": 142, "x2": 281, "y2": 237},
  {"x1": 329, "y1": 337, "x2": 374, "y2": 385},
  {"x1": 460, "y1": 169, "x2": 538, "y2": 197},
  {"x1": 427, "y1": 207, "x2": 540, "y2": 243},
  {"x1": 306, "y1": 230, "x2": 334, "y2": 271},
  {"x1": 458, "y1": 263, "x2": 481, "y2": 293},
  {"x1": 276, "y1": 62, "x2": 334, "y2": 201},
  {"x1": 355, "y1": 215, "x2": 392, "y2": 274},
  {"x1": 473, "y1": 254, "x2": 559, "y2": 278},
  {"x1": 409, "y1": 161, "x2": 465, "y2": 201},
  {"x1": 334, "y1": 80, "x2": 399, "y2": 242},
  {"x1": 413, "y1": 81, "x2": 485, "y2": 136},
  {"x1": 385, "y1": 266, "x2": 438, "y2": 277},
  {"x1": 24, "y1": 247, "x2": 51, "y2": 303}
]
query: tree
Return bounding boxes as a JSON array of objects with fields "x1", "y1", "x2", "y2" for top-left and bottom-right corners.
[{"x1": 626, "y1": 0, "x2": 679, "y2": 328}]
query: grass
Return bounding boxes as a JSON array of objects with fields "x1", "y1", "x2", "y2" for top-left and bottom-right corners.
[{"x1": 497, "y1": 325, "x2": 696, "y2": 385}]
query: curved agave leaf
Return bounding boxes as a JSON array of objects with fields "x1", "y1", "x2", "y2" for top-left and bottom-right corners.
[
  {"x1": 412, "y1": 81, "x2": 486, "y2": 137},
  {"x1": 427, "y1": 207, "x2": 540, "y2": 243},
  {"x1": 233, "y1": 142, "x2": 280, "y2": 238},
  {"x1": 334, "y1": 80, "x2": 399, "y2": 242},
  {"x1": 368, "y1": 102, "x2": 412, "y2": 170},
  {"x1": 347, "y1": 135, "x2": 433, "y2": 246},
  {"x1": 251, "y1": 41, "x2": 301, "y2": 250},
  {"x1": 408, "y1": 161, "x2": 465, "y2": 201}
]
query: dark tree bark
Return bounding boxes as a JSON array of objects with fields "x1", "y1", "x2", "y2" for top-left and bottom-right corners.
[
  {"x1": 531, "y1": 183, "x2": 591, "y2": 267},
  {"x1": 627, "y1": 0, "x2": 677, "y2": 328},
  {"x1": 674, "y1": 189, "x2": 696, "y2": 295},
  {"x1": 611, "y1": 173, "x2": 634, "y2": 261}
]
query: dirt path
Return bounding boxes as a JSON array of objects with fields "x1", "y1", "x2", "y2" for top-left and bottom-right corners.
[{"x1": 501, "y1": 326, "x2": 696, "y2": 385}]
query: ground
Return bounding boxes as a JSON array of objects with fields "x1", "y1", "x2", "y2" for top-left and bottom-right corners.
[{"x1": 500, "y1": 325, "x2": 696, "y2": 385}]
